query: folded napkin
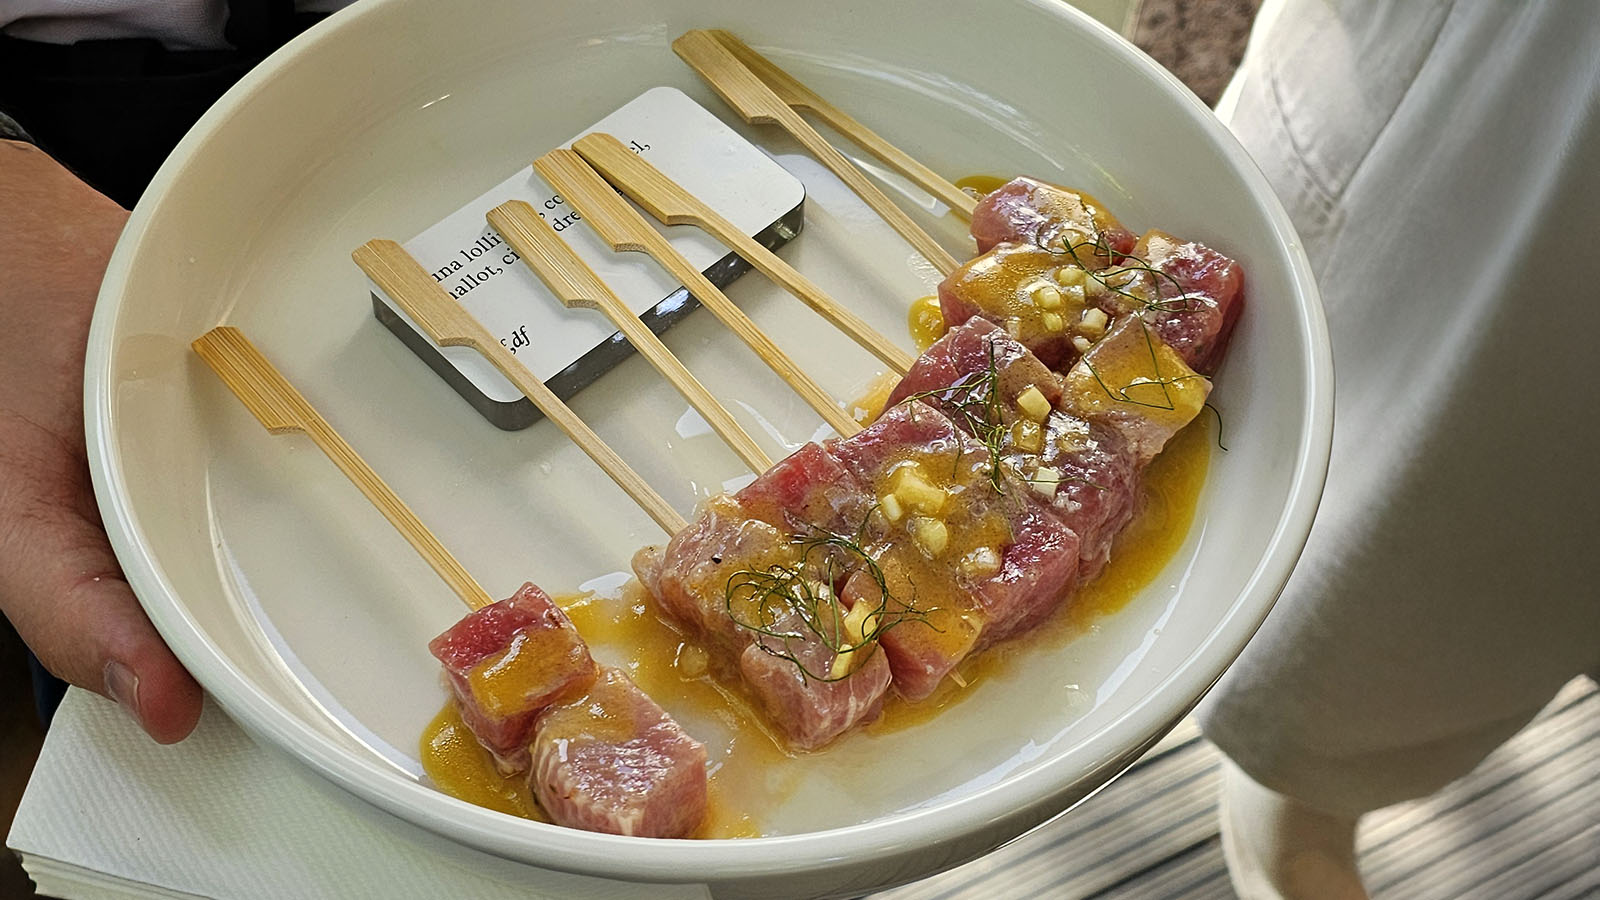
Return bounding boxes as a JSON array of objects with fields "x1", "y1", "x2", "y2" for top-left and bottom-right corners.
[{"x1": 7, "y1": 689, "x2": 708, "y2": 900}]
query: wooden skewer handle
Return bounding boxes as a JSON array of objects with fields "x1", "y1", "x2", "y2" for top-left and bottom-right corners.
[
  {"x1": 485, "y1": 200, "x2": 774, "y2": 473},
  {"x1": 533, "y1": 149, "x2": 862, "y2": 437},
  {"x1": 191, "y1": 326, "x2": 495, "y2": 611},
  {"x1": 572, "y1": 133, "x2": 915, "y2": 375},
  {"x1": 352, "y1": 239, "x2": 689, "y2": 534},
  {"x1": 672, "y1": 29, "x2": 961, "y2": 276},
  {"x1": 708, "y1": 29, "x2": 978, "y2": 221}
]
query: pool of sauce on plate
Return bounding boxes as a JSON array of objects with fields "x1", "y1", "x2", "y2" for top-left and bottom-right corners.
[
  {"x1": 955, "y1": 174, "x2": 1010, "y2": 197},
  {"x1": 908, "y1": 295, "x2": 946, "y2": 351}
]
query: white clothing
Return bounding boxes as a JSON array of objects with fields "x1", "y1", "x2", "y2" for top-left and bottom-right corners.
[{"x1": 1199, "y1": 0, "x2": 1600, "y2": 816}]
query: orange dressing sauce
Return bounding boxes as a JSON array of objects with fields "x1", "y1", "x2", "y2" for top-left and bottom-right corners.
[
  {"x1": 849, "y1": 372, "x2": 902, "y2": 425},
  {"x1": 907, "y1": 295, "x2": 947, "y2": 351},
  {"x1": 954, "y1": 174, "x2": 1010, "y2": 197},
  {"x1": 419, "y1": 702, "x2": 546, "y2": 822}
]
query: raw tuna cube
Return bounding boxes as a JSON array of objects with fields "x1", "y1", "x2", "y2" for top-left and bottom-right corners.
[
  {"x1": 1062, "y1": 316, "x2": 1211, "y2": 464},
  {"x1": 886, "y1": 316, "x2": 1064, "y2": 419},
  {"x1": 428, "y1": 583, "x2": 596, "y2": 774},
  {"x1": 890, "y1": 319, "x2": 1144, "y2": 584},
  {"x1": 970, "y1": 176, "x2": 1137, "y2": 262},
  {"x1": 738, "y1": 601, "x2": 893, "y2": 751},
  {"x1": 827, "y1": 402, "x2": 1081, "y2": 699},
  {"x1": 735, "y1": 441, "x2": 873, "y2": 536},
  {"x1": 937, "y1": 244, "x2": 1098, "y2": 370},
  {"x1": 1095, "y1": 230, "x2": 1244, "y2": 374},
  {"x1": 1011, "y1": 412, "x2": 1142, "y2": 582},
  {"x1": 529, "y1": 666, "x2": 707, "y2": 838},
  {"x1": 633, "y1": 488, "x2": 895, "y2": 751},
  {"x1": 632, "y1": 495, "x2": 798, "y2": 656}
]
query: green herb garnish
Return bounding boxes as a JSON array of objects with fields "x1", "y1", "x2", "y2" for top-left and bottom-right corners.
[{"x1": 724, "y1": 520, "x2": 934, "y2": 683}]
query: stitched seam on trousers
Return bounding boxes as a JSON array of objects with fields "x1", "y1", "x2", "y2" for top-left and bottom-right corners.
[
  {"x1": 1339, "y1": 0, "x2": 1460, "y2": 196},
  {"x1": 1258, "y1": 63, "x2": 1339, "y2": 221}
]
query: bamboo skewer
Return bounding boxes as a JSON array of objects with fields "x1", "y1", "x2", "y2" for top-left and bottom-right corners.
[
  {"x1": 706, "y1": 29, "x2": 978, "y2": 222},
  {"x1": 486, "y1": 200, "x2": 774, "y2": 473},
  {"x1": 533, "y1": 149, "x2": 862, "y2": 438},
  {"x1": 352, "y1": 239, "x2": 689, "y2": 534},
  {"x1": 571, "y1": 133, "x2": 915, "y2": 375},
  {"x1": 672, "y1": 29, "x2": 962, "y2": 276},
  {"x1": 192, "y1": 326, "x2": 496, "y2": 611}
]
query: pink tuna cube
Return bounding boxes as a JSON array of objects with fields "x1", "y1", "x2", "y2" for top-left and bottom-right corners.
[
  {"x1": 529, "y1": 666, "x2": 708, "y2": 838},
  {"x1": 428, "y1": 583, "x2": 596, "y2": 774}
]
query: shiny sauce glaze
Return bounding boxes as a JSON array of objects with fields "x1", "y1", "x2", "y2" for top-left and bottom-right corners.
[{"x1": 908, "y1": 295, "x2": 947, "y2": 351}]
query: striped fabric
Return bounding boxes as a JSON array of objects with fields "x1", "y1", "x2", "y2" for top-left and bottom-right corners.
[{"x1": 875, "y1": 677, "x2": 1598, "y2": 899}]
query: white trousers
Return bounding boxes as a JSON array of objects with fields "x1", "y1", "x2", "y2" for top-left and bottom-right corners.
[{"x1": 1197, "y1": 0, "x2": 1600, "y2": 817}]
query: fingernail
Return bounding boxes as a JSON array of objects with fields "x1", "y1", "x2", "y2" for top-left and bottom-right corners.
[{"x1": 103, "y1": 660, "x2": 142, "y2": 724}]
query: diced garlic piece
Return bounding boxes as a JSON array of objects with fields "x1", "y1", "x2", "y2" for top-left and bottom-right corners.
[
  {"x1": 1032, "y1": 284, "x2": 1064, "y2": 310},
  {"x1": 1012, "y1": 420, "x2": 1044, "y2": 453},
  {"x1": 1042, "y1": 312, "x2": 1065, "y2": 333},
  {"x1": 829, "y1": 646, "x2": 857, "y2": 680},
  {"x1": 1080, "y1": 307, "x2": 1109, "y2": 337},
  {"x1": 1005, "y1": 317, "x2": 1023, "y2": 338},
  {"x1": 878, "y1": 492, "x2": 903, "y2": 523},
  {"x1": 1072, "y1": 335, "x2": 1093, "y2": 354},
  {"x1": 1016, "y1": 385, "x2": 1051, "y2": 422},
  {"x1": 890, "y1": 465, "x2": 948, "y2": 515},
  {"x1": 676, "y1": 643, "x2": 709, "y2": 678},
  {"x1": 1031, "y1": 466, "x2": 1062, "y2": 500},
  {"x1": 1054, "y1": 266, "x2": 1087, "y2": 288},
  {"x1": 911, "y1": 516, "x2": 949, "y2": 556},
  {"x1": 959, "y1": 546, "x2": 1001, "y2": 578},
  {"x1": 842, "y1": 601, "x2": 880, "y2": 646}
]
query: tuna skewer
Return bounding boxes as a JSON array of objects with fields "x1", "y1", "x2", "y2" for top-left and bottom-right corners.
[
  {"x1": 705, "y1": 29, "x2": 978, "y2": 222},
  {"x1": 671, "y1": 29, "x2": 962, "y2": 276},
  {"x1": 193, "y1": 326, "x2": 707, "y2": 837},
  {"x1": 354, "y1": 239, "x2": 689, "y2": 533},
  {"x1": 487, "y1": 199, "x2": 774, "y2": 472},
  {"x1": 532, "y1": 148, "x2": 863, "y2": 437},
  {"x1": 573, "y1": 133, "x2": 915, "y2": 375}
]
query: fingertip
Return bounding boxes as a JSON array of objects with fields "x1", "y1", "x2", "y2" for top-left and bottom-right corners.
[{"x1": 115, "y1": 640, "x2": 204, "y2": 744}]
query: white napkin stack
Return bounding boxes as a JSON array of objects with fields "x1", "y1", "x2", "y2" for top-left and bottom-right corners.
[{"x1": 7, "y1": 689, "x2": 708, "y2": 900}]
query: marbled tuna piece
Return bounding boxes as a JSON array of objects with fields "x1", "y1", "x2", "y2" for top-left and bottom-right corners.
[
  {"x1": 937, "y1": 245, "x2": 1102, "y2": 370},
  {"x1": 1095, "y1": 230, "x2": 1244, "y2": 374},
  {"x1": 970, "y1": 176, "x2": 1137, "y2": 263},
  {"x1": 738, "y1": 603, "x2": 893, "y2": 751},
  {"x1": 890, "y1": 319, "x2": 1143, "y2": 584},
  {"x1": 427, "y1": 583, "x2": 596, "y2": 774},
  {"x1": 1061, "y1": 316, "x2": 1211, "y2": 464},
  {"x1": 827, "y1": 402, "x2": 1081, "y2": 700},
  {"x1": 886, "y1": 316, "x2": 1064, "y2": 418},
  {"x1": 1009, "y1": 412, "x2": 1142, "y2": 583},
  {"x1": 735, "y1": 441, "x2": 873, "y2": 536},
  {"x1": 529, "y1": 666, "x2": 707, "y2": 838},
  {"x1": 632, "y1": 495, "x2": 797, "y2": 655},
  {"x1": 633, "y1": 487, "x2": 895, "y2": 751}
]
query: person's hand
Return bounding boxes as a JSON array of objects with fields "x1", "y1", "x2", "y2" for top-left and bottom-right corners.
[{"x1": 0, "y1": 140, "x2": 202, "y2": 742}]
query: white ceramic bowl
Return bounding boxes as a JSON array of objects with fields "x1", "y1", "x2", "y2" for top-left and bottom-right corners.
[{"x1": 86, "y1": 0, "x2": 1331, "y2": 896}]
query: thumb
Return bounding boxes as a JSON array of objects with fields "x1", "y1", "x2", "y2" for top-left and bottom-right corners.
[{"x1": 2, "y1": 500, "x2": 203, "y2": 743}]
